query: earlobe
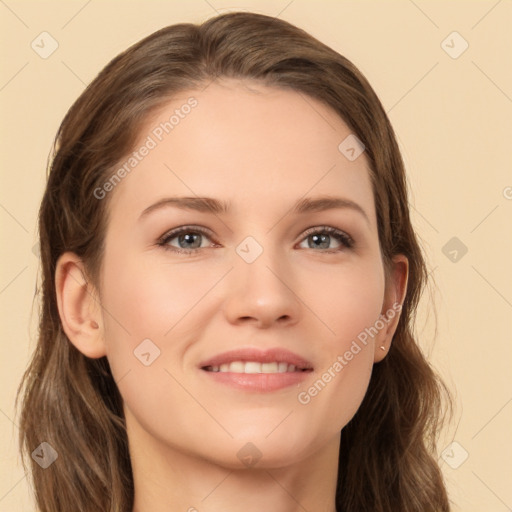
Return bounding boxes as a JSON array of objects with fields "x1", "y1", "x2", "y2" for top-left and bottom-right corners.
[
  {"x1": 55, "y1": 252, "x2": 106, "y2": 359},
  {"x1": 373, "y1": 254, "x2": 409, "y2": 363}
]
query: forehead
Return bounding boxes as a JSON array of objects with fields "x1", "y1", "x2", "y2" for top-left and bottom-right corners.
[{"x1": 106, "y1": 79, "x2": 376, "y2": 226}]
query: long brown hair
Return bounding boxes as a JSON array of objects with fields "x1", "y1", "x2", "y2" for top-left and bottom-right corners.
[{"x1": 16, "y1": 11, "x2": 451, "y2": 511}]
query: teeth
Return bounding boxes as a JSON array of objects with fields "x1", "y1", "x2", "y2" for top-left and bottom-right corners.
[
  {"x1": 261, "y1": 362, "x2": 278, "y2": 373},
  {"x1": 206, "y1": 361, "x2": 305, "y2": 373},
  {"x1": 229, "y1": 361, "x2": 244, "y2": 372},
  {"x1": 245, "y1": 362, "x2": 261, "y2": 374},
  {"x1": 278, "y1": 362, "x2": 288, "y2": 373}
]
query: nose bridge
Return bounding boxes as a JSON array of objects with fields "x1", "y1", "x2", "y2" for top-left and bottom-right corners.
[{"x1": 223, "y1": 234, "x2": 301, "y2": 326}]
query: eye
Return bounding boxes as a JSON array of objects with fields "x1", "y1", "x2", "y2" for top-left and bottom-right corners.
[
  {"x1": 297, "y1": 226, "x2": 354, "y2": 252},
  {"x1": 157, "y1": 225, "x2": 354, "y2": 256},
  {"x1": 157, "y1": 226, "x2": 216, "y2": 255}
]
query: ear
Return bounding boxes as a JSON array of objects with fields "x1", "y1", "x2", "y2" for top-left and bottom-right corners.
[
  {"x1": 373, "y1": 254, "x2": 409, "y2": 363},
  {"x1": 55, "y1": 252, "x2": 106, "y2": 358}
]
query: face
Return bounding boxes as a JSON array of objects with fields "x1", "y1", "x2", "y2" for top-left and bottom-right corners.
[{"x1": 93, "y1": 80, "x2": 400, "y2": 468}]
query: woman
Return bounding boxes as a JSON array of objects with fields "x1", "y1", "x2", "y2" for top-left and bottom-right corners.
[{"x1": 16, "y1": 11, "x2": 451, "y2": 512}]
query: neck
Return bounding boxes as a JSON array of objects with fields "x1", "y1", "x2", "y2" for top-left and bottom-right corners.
[{"x1": 128, "y1": 413, "x2": 340, "y2": 512}]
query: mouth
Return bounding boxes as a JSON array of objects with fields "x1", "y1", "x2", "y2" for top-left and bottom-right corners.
[
  {"x1": 199, "y1": 347, "x2": 313, "y2": 392},
  {"x1": 202, "y1": 361, "x2": 312, "y2": 373}
]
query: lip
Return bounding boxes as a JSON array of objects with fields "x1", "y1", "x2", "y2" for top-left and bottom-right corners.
[
  {"x1": 199, "y1": 347, "x2": 313, "y2": 370},
  {"x1": 199, "y1": 347, "x2": 314, "y2": 393}
]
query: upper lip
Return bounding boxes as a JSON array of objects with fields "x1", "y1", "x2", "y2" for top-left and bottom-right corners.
[{"x1": 199, "y1": 347, "x2": 314, "y2": 370}]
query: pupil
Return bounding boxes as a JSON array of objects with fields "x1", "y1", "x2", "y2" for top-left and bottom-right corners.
[
  {"x1": 180, "y1": 233, "x2": 200, "y2": 248},
  {"x1": 311, "y1": 234, "x2": 329, "y2": 249}
]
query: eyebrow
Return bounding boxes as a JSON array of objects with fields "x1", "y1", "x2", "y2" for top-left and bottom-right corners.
[{"x1": 139, "y1": 195, "x2": 370, "y2": 225}]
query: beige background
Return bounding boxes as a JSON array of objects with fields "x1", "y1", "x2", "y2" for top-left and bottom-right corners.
[{"x1": 1, "y1": 1, "x2": 511, "y2": 510}]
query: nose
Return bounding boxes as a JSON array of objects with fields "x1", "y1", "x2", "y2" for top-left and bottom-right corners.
[{"x1": 222, "y1": 245, "x2": 301, "y2": 329}]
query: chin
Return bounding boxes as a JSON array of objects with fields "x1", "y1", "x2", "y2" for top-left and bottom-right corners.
[{"x1": 203, "y1": 429, "x2": 318, "y2": 470}]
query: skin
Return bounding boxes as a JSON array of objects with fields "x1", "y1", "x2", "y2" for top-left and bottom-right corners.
[{"x1": 55, "y1": 79, "x2": 408, "y2": 512}]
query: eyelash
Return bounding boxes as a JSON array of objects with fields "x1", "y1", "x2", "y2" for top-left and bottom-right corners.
[{"x1": 156, "y1": 225, "x2": 354, "y2": 256}]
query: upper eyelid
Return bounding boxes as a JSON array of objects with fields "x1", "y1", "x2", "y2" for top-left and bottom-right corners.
[
  {"x1": 301, "y1": 225, "x2": 352, "y2": 240},
  {"x1": 159, "y1": 225, "x2": 215, "y2": 241}
]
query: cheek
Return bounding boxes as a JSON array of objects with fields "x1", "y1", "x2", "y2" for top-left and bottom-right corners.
[
  {"x1": 315, "y1": 256, "x2": 385, "y2": 348},
  {"x1": 98, "y1": 253, "x2": 200, "y2": 441},
  {"x1": 100, "y1": 250, "x2": 219, "y2": 342},
  {"x1": 299, "y1": 258, "x2": 384, "y2": 430},
  {"x1": 98, "y1": 248, "x2": 196, "y2": 383}
]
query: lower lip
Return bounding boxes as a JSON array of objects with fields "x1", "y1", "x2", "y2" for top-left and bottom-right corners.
[{"x1": 201, "y1": 369, "x2": 312, "y2": 392}]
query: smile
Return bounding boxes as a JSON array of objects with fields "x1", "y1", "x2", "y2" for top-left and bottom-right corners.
[{"x1": 202, "y1": 361, "x2": 312, "y2": 373}]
